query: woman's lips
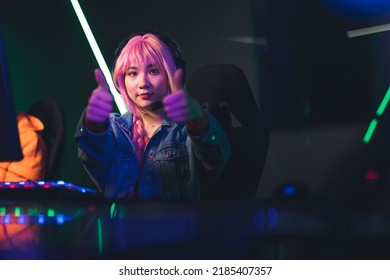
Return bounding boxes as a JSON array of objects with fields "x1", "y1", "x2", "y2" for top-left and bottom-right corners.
[{"x1": 138, "y1": 92, "x2": 153, "y2": 99}]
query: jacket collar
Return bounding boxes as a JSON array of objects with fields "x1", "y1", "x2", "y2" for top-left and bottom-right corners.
[{"x1": 113, "y1": 111, "x2": 174, "y2": 133}]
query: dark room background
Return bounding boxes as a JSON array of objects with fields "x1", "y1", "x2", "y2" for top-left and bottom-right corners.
[{"x1": 1, "y1": 0, "x2": 390, "y2": 200}]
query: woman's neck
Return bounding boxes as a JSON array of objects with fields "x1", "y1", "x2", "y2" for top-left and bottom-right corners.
[
  {"x1": 141, "y1": 111, "x2": 162, "y2": 126},
  {"x1": 136, "y1": 109, "x2": 163, "y2": 137}
]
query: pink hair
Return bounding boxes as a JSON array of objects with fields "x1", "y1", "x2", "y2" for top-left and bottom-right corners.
[
  {"x1": 113, "y1": 33, "x2": 178, "y2": 170},
  {"x1": 112, "y1": 33, "x2": 177, "y2": 115}
]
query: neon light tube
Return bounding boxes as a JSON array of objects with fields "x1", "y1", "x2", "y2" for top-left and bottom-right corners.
[
  {"x1": 363, "y1": 119, "x2": 378, "y2": 143},
  {"x1": 363, "y1": 86, "x2": 390, "y2": 143},
  {"x1": 70, "y1": 0, "x2": 127, "y2": 114},
  {"x1": 97, "y1": 218, "x2": 103, "y2": 255},
  {"x1": 376, "y1": 86, "x2": 390, "y2": 116},
  {"x1": 347, "y1": 23, "x2": 390, "y2": 38}
]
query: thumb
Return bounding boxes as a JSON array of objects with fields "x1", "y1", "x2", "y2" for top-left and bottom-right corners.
[
  {"x1": 171, "y1": 69, "x2": 183, "y2": 93},
  {"x1": 94, "y1": 68, "x2": 109, "y2": 91}
]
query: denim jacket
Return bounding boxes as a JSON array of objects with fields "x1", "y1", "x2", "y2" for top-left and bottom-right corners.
[{"x1": 74, "y1": 111, "x2": 230, "y2": 199}]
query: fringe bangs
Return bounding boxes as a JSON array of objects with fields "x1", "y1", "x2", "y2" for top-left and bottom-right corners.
[
  {"x1": 113, "y1": 33, "x2": 177, "y2": 114},
  {"x1": 121, "y1": 38, "x2": 165, "y2": 75}
]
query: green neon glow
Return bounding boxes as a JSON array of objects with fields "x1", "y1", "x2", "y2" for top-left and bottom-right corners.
[
  {"x1": 97, "y1": 218, "x2": 103, "y2": 255},
  {"x1": 0, "y1": 207, "x2": 6, "y2": 216},
  {"x1": 278, "y1": 244, "x2": 286, "y2": 260},
  {"x1": 363, "y1": 119, "x2": 378, "y2": 143},
  {"x1": 14, "y1": 207, "x2": 21, "y2": 217},
  {"x1": 28, "y1": 208, "x2": 39, "y2": 216},
  {"x1": 70, "y1": 0, "x2": 127, "y2": 114},
  {"x1": 363, "y1": 85, "x2": 390, "y2": 143},
  {"x1": 47, "y1": 208, "x2": 55, "y2": 217},
  {"x1": 304, "y1": 102, "x2": 311, "y2": 117},
  {"x1": 376, "y1": 86, "x2": 390, "y2": 116},
  {"x1": 110, "y1": 203, "x2": 117, "y2": 218}
]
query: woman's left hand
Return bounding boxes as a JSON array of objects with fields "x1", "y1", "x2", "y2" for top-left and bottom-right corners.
[{"x1": 163, "y1": 69, "x2": 202, "y2": 124}]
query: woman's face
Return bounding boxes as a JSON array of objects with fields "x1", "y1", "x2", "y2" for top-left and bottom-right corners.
[{"x1": 124, "y1": 58, "x2": 169, "y2": 111}]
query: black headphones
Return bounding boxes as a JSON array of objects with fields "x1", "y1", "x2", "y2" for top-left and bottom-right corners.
[{"x1": 113, "y1": 29, "x2": 186, "y2": 84}]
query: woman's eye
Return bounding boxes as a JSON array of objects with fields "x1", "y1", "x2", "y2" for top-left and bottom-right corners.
[
  {"x1": 150, "y1": 68, "x2": 159, "y2": 75},
  {"x1": 126, "y1": 71, "x2": 137, "y2": 76}
]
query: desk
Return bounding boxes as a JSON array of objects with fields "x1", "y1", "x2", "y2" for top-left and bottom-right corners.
[{"x1": 1, "y1": 192, "x2": 390, "y2": 259}]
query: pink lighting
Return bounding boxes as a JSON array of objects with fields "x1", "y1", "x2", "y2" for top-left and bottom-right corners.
[{"x1": 364, "y1": 170, "x2": 379, "y2": 180}]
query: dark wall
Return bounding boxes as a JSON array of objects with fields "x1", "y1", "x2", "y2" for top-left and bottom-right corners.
[
  {"x1": 252, "y1": 0, "x2": 390, "y2": 199},
  {"x1": 250, "y1": 0, "x2": 390, "y2": 129}
]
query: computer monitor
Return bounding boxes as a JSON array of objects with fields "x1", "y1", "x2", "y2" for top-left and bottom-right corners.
[{"x1": 0, "y1": 22, "x2": 23, "y2": 162}]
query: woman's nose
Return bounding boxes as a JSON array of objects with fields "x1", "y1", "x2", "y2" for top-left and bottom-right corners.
[{"x1": 138, "y1": 74, "x2": 151, "y2": 89}]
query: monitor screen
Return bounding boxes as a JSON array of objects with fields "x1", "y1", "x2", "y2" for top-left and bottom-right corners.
[{"x1": 0, "y1": 22, "x2": 23, "y2": 162}]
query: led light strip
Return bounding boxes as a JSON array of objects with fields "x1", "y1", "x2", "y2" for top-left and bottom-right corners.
[
  {"x1": 0, "y1": 180, "x2": 97, "y2": 194},
  {"x1": 223, "y1": 36, "x2": 268, "y2": 46},
  {"x1": 346, "y1": 24, "x2": 390, "y2": 143},
  {"x1": 363, "y1": 86, "x2": 390, "y2": 143},
  {"x1": 70, "y1": 0, "x2": 127, "y2": 114},
  {"x1": 347, "y1": 23, "x2": 390, "y2": 38}
]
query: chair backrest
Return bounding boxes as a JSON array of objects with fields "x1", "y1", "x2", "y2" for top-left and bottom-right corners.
[
  {"x1": 187, "y1": 63, "x2": 270, "y2": 199},
  {"x1": 28, "y1": 99, "x2": 65, "y2": 180}
]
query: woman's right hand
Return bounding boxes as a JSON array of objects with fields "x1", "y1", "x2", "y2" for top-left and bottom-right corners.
[{"x1": 85, "y1": 68, "x2": 114, "y2": 124}]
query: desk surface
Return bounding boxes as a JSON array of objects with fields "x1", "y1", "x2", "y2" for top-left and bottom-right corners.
[{"x1": 1, "y1": 194, "x2": 390, "y2": 260}]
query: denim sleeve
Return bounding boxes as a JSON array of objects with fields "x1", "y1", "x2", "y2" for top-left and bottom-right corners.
[
  {"x1": 74, "y1": 111, "x2": 115, "y2": 193},
  {"x1": 189, "y1": 112, "x2": 231, "y2": 175}
]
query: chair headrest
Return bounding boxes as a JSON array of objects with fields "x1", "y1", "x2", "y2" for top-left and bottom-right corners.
[{"x1": 187, "y1": 63, "x2": 261, "y2": 124}]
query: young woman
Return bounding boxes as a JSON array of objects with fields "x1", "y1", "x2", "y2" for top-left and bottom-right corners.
[{"x1": 75, "y1": 31, "x2": 230, "y2": 199}]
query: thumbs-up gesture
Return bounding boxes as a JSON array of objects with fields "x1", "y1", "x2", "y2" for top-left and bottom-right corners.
[
  {"x1": 163, "y1": 69, "x2": 202, "y2": 124},
  {"x1": 85, "y1": 68, "x2": 114, "y2": 123}
]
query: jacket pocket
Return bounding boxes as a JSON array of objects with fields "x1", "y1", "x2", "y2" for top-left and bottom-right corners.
[
  {"x1": 153, "y1": 144, "x2": 189, "y2": 196},
  {"x1": 105, "y1": 148, "x2": 138, "y2": 198}
]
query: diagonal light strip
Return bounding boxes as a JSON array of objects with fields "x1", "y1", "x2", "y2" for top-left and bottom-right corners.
[
  {"x1": 70, "y1": 0, "x2": 127, "y2": 114},
  {"x1": 223, "y1": 36, "x2": 268, "y2": 46},
  {"x1": 363, "y1": 119, "x2": 378, "y2": 143},
  {"x1": 347, "y1": 23, "x2": 390, "y2": 38},
  {"x1": 376, "y1": 86, "x2": 390, "y2": 116},
  {"x1": 363, "y1": 86, "x2": 390, "y2": 143}
]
